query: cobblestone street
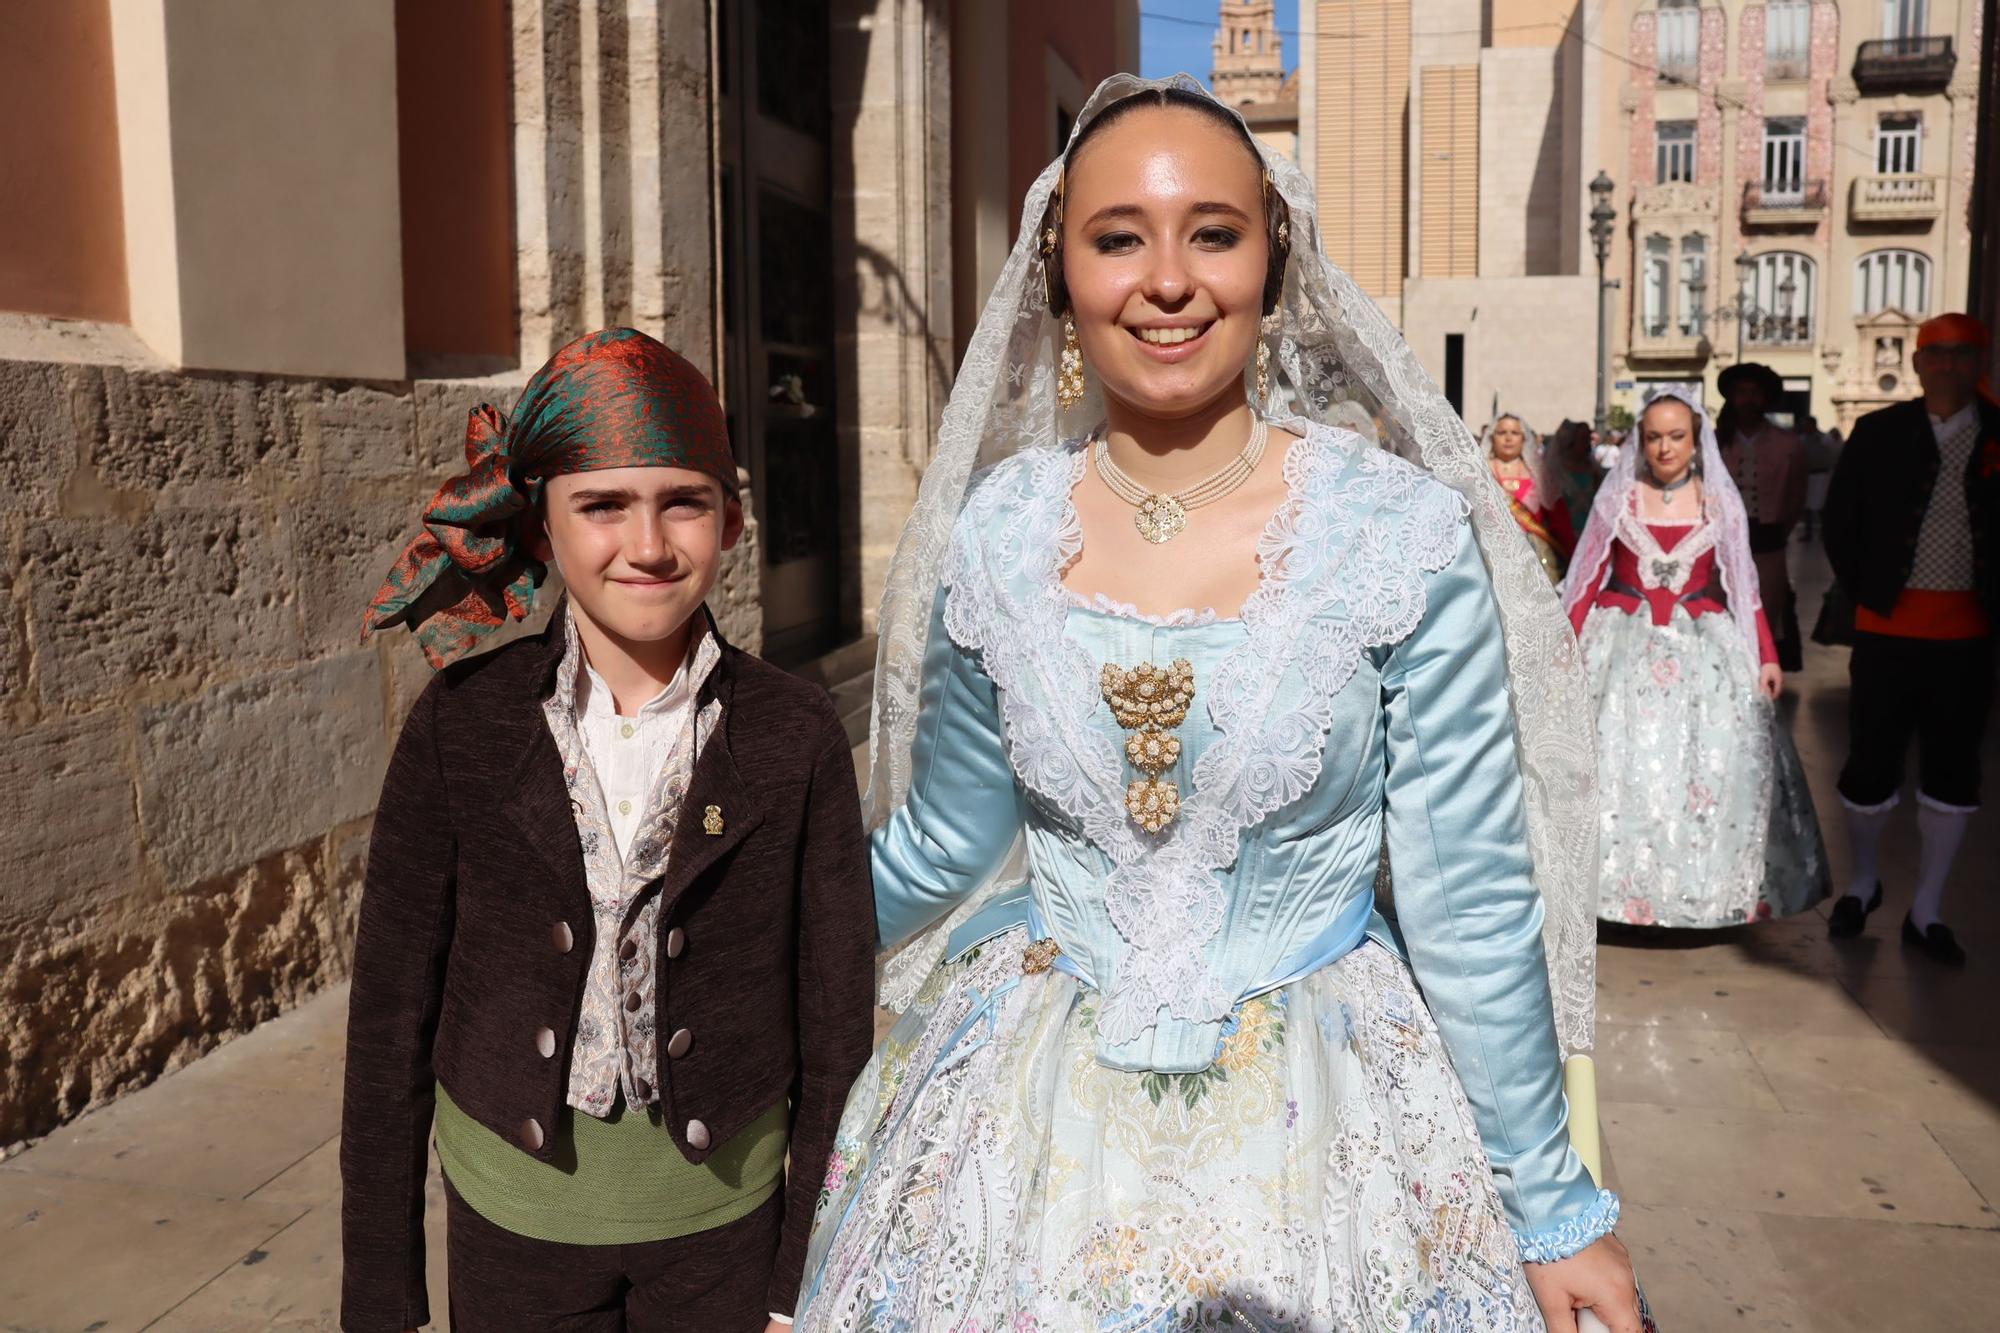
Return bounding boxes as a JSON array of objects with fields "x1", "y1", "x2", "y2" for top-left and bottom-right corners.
[{"x1": 2, "y1": 547, "x2": 1995, "y2": 1332}]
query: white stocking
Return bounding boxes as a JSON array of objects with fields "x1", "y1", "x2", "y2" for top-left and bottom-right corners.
[
  {"x1": 1842, "y1": 802, "x2": 1892, "y2": 902},
  {"x1": 1912, "y1": 801, "x2": 1972, "y2": 930}
]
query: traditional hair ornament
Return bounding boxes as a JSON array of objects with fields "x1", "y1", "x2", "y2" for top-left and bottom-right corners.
[{"x1": 1039, "y1": 166, "x2": 1067, "y2": 314}]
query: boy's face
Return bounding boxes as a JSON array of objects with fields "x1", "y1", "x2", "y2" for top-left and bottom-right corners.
[{"x1": 530, "y1": 466, "x2": 742, "y2": 645}]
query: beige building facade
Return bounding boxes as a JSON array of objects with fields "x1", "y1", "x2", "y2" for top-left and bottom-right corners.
[
  {"x1": 0, "y1": 0, "x2": 1134, "y2": 1147},
  {"x1": 1294, "y1": 0, "x2": 1614, "y2": 431},
  {"x1": 1613, "y1": 0, "x2": 1985, "y2": 430}
]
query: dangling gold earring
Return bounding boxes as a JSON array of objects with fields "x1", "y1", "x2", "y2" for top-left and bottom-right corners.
[
  {"x1": 1058, "y1": 314, "x2": 1086, "y2": 412},
  {"x1": 1255, "y1": 338, "x2": 1271, "y2": 408}
]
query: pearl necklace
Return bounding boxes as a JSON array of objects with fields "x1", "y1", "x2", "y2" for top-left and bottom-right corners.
[{"x1": 1093, "y1": 417, "x2": 1269, "y2": 544}]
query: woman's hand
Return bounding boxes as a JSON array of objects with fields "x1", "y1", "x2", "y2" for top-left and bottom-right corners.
[
  {"x1": 1759, "y1": 662, "x2": 1783, "y2": 699},
  {"x1": 1524, "y1": 1233, "x2": 1643, "y2": 1333}
]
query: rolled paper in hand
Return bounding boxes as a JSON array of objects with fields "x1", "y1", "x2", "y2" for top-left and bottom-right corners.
[
  {"x1": 1578, "y1": 1311, "x2": 1613, "y2": 1333},
  {"x1": 1565, "y1": 1053, "x2": 1603, "y2": 1186}
]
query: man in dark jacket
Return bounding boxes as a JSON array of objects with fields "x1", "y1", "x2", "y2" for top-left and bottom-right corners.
[
  {"x1": 1717, "y1": 362, "x2": 1809, "y2": 670},
  {"x1": 1822, "y1": 313, "x2": 2000, "y2": 964}
]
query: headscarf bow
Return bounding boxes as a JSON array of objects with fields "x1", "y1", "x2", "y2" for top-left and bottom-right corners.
[{"x1": 361, "y1": 327, "x2": 736, "y2": 668}]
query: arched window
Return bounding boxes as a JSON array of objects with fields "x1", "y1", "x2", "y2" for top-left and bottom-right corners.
[
  {"x1": 1742, "y1": 251, "x2": 1815, "y2": 345},
  {"x1": 1677, "y1": 234, "x2": 1708, "y2": 335},
  {"x1": 1642, "y1": 235, "x2": 1673, "y2": 336},
  {"x1": 1657, "y1": 0, "x2": 1701, "y2": 80},
  {"x1": 1854, "y1": 249, "x2": 1931, "y2": 316}
]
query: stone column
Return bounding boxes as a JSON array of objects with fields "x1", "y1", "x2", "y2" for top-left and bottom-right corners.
[{"x1": 832, "y1": 0, "x2": 953, "y2": 636}]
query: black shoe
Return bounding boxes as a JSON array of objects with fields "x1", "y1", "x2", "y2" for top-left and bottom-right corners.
[
  {"x1": 1828, "y1": 883, "x2": 1883, "y2": 938},
  {"x1": 1901, "y1": 914, "x2": 1967, "y2": 966}
]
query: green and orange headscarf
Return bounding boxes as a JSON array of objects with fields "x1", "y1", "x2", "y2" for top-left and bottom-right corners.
[{"x1": 362, "y1": 327, "x2": 737, "y2": 668}]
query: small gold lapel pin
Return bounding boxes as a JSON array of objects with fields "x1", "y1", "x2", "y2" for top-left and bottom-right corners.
[{"x1": 702, "y1": 804, "x2": 724, "y2": 836}]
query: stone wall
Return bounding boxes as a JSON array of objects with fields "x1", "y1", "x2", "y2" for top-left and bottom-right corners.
[{"x1": 0, "y1": 314, "x2": 760, "y2": 1147}]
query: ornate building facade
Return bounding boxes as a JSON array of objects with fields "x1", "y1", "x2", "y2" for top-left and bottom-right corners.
[
  {"x1": 1615, "y1": 0, "x2": 1984, "y2": 430},
  {"x1": 1287, "y1": 1, "x2": 1986, "y2": 435}
]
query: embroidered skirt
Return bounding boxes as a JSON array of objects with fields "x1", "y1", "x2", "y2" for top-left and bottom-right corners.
[
  {"x1": 797, "y1": 935, "x2": 1607, "y2": 1332},
  {"x1": 1581, "y1": 604, "x2": 1830, "y2": 929}
]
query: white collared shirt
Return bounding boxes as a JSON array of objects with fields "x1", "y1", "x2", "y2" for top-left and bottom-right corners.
[{"x1": 574, "y1": 656, "x2": 696, "y2": 863}]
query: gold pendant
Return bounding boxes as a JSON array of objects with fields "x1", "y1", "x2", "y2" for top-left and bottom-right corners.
[
  {"x1": 1100, "y1": 659, "x2": 1196, "y2": 732},
  {"x1": 1134, "y1": 493, "x2": 1187, "y2": 544},
  {"x1": 1100, "y1": 658, "x2": 1195, "y2": 834},
  {"x1": 1124, "y1": 777, "x2": 1181, "y2": 834},
  {"x1": 702, "y1": 804, "x2": 724, "y2": 836}
]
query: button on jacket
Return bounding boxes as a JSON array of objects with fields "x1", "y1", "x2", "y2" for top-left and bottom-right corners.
[{"x1": 339, "y1": 603, "x2": 876, "y2": 1332}]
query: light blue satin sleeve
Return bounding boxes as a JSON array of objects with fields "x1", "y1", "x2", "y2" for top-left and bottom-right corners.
[
  {"x1": 1381, "y1": 521, "x2": 1618, "y2": 1261},
  {"x1": 870, "y1": 588, "x2": 1026, "y2": 949}
]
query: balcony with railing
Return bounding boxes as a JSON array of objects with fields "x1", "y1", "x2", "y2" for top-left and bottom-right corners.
[
  {"x1": 1633, "y1": 182, "x2": 1720, "y2": 220},
  {"x1": 1853, "y1": 37, "x2": 1955, "y2": 93},
  {"x1": 1741, "y1": 311, "x2": 1813, "y2": 347},
  {"x1": 1742, "y1": 178, "x2": 1828, "y2": 228},
  {"x1": 1850, "y1": 173, "x2": 1942, "y2": 224},
  {"x1": 1631, "y1": 317, "x2": 1709, "y2": 360},
  {"x1": 1766, "y1": 53, "x2": 1810, "y2": 82}
]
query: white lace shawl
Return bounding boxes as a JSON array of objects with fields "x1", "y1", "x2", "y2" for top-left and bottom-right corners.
[
  {"x1": 865, "y1": 73, "x2": 1599, "y2": 1056},
  {"x1": 942, "y1": 427, "x2": 1463, "y2": 1044}
]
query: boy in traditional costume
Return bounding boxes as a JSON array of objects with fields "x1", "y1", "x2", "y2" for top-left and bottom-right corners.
[{"x1": 342, "y1": 328, "x2": 875, "y2": 1330}]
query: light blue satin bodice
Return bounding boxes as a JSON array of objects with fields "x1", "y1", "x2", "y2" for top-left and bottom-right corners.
[{"x1": 871, "y1": 429, "x2": 1613, "y2": 1253}]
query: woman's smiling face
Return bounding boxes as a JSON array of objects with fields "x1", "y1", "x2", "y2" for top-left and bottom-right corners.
[{"x1": 1058, "y1": 105, "x2": 1270, "y2": 422}]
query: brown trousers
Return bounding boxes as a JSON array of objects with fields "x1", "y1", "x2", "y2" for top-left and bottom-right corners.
[{"x1": 444, "y1": 1179, "x2": 782, "y2": 1332}]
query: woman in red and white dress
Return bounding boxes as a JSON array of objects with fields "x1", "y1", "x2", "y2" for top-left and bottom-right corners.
[{"x1": 1562, "y1": 389, "x2": 1829, "y2": 929}]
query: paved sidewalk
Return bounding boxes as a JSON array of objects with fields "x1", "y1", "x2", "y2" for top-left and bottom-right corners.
[{"x1": 4, "y1": 550, "x2": 1996, "y2": 1331}]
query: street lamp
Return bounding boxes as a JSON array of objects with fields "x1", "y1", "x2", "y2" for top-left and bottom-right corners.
[
  {"x1": 1589, "y1": 171, "x2": 1617, "y2": 436},
  {"x1": 1711, "y1": 250, "x2": 1772, "y2": 350}
]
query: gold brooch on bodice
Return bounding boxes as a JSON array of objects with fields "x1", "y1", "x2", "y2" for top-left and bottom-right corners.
[{"x1": 1100, "y1": 658, "x2": 1195, "y2": 834}]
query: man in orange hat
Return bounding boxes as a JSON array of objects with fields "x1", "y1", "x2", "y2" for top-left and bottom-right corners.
[{"x1": 1822, "y1": 313, "x2": 2000, "y2": 964}]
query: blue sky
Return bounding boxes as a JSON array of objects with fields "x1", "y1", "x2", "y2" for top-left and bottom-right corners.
[{"x1": 1140, "y1": 1, "x2": 1301, "y2": 84}]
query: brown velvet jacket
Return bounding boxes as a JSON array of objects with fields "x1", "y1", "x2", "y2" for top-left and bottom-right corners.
[{"x1": 339, "y1": 603, "x2": 875, "y2": 1331}]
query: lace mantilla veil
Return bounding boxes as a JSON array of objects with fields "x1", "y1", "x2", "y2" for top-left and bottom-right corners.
[
  {"x1": 864, "y1": 74, "x2": 1600, "y2": 1058},
  {"x1": 1561, "y1": 386, "x2": 1766, "y2": 669}
]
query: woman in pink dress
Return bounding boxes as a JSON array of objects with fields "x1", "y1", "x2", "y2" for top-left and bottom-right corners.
[{"x1": 1485, "y1": 412, "x2": 1566, "y2": 580}]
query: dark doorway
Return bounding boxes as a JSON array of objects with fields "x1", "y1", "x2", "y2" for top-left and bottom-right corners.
[
  {"x1": 718, "y1": 0, "x2": 844, "y2": 663},
  {"x1": 1444, "y1": 333, "x2": 1465, "y2": 416}
]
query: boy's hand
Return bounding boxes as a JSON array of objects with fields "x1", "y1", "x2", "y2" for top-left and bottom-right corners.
[{"x1": 764, "y1": 1320, "x2": 794, "y2": 1332}]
